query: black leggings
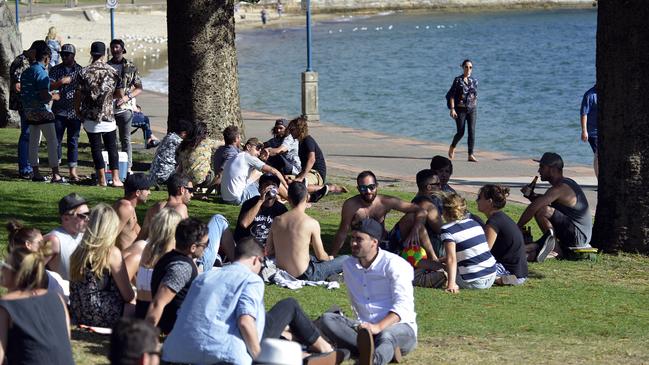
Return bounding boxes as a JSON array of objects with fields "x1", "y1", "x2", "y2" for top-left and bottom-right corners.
[
  {"x1": 87, "y1": 130, "x2": 119, "y2": 170},
  {"x1": 262, "y1": 297, "x2": 320, "y2": 346},
  {"x1": 450, "y1": 107, "x2": 477, "y2": 155}
]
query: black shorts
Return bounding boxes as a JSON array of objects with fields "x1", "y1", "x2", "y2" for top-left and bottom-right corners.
[
  {"x1": 550, "y1": 209, "x2": 588, "y2": 248},
  {"x1": 588, "y1": 136, "x2": 598, "y2": 153}
]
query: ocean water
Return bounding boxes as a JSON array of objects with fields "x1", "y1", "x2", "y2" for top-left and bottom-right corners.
[{"x1": 142, "y1": 8, "x2": 597, "y2": 165}]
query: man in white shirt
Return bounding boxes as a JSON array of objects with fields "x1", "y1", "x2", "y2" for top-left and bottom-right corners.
[
  {"x1": 45, "y1": 193, "x2": 89, "y2": 280},
  {"x1": 221, "y1": 137, "x2": 287, "y2": 205},
  {"x1": 319, "y1": 218, "x2": 417, "y2": 365}
]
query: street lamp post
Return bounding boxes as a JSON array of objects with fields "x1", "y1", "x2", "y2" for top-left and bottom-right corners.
[
  {"x1": 301, "y1": 0, "x2": 319, "y2": 122},
  {"x1": 14, "y1": 0, "x2": 19, "y2": 28}
]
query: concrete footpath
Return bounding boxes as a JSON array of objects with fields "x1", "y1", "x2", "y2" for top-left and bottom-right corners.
[{"x1": 137, "y1": 91, "x2": 598, "y2": 212}]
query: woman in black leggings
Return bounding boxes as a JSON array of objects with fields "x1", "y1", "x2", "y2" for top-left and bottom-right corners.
[{"x1": 447, "y1": 59, "x2": 479, "y2": 162}]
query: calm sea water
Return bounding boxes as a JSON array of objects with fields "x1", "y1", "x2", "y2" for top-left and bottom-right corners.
[{"x1": 142, "y1": 8, "x2": 597, "y2": 165}]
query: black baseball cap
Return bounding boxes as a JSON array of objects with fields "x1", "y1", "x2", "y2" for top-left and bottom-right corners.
[
  {"x1": 58, "y1": 193, "x2": 88, "y2": 215},
  {"x1": 90, "y1": 41, "x2": 106, "y2": 56},
  {"x1": 61, "y1": 44, "x2": 76, "y2": 54},
  {"x1": 109, "y1": 39, "x2": 127, "y2": 54},
  {"x1": 534, "y1": 152, "x2": 564, "y2": 170},
  {"x1": 275, "y1": 119, "x2": 288, "y2": 127},
  {"x1": 352, "y1": 218, "x2": 383, "y2": 240}
]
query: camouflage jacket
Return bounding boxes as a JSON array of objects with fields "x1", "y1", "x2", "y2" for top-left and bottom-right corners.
[
  {"x1": 107, "y1": 57, "x2": 141, "y2": 112},
  {"x1": 76, "y1": 61, "x2": 123, "y2": 122},
  {"x1": 9, "y1": 53, "x2": 31, "y2": 111}
]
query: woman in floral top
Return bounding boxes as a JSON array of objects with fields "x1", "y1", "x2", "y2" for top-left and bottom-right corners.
[{"x1": 176, "y1": 121, "x2": 218, "y2": 188}]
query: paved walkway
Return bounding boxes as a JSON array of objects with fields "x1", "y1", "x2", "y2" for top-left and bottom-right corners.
[{"x1": 137, "y1": 91, "x2": 598, "y2": 212}]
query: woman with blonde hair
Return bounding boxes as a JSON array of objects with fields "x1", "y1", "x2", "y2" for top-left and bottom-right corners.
[
  {"x1": 45, "y1": 26, "x2": 62, "y2": 67},
  {"x1": 69, "y1": 203, "x2": 134, "y2": 327},
  {"x1": 123, "y1": 207, "x2": 182, "y2": 318},
  {"x1": 0, "y1": 246, "x2": 75, "y2": 364},
  {"x1": 441, "y1": 193, "x2": 497, "y2": 293}
]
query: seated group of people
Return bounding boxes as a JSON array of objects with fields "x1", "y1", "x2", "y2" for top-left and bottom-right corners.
[
  {"x1": 0, "y1": 149, "x2": 592, "y2": 365},
  {"x1": 149, "y1": 115, "x2": 347, "y2": 205}
]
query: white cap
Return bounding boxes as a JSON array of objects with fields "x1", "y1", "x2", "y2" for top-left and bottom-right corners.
[{"x1": 253, "y1": 339, "x2": 302, "y2": 365}]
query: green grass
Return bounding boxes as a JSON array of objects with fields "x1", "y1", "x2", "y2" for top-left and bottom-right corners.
[{"x1": 1, "y1": 128, "x2": 648, "y2": 364}]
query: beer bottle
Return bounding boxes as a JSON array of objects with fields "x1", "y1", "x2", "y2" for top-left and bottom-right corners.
[{"x1": 522, "y1": 176, "x2": 538, "y2": 198}]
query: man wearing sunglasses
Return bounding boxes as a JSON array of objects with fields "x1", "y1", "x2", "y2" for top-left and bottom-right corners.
[
  {"x1": 49, "y1": 43, "x2": 82, "y2": 181},
  {"x1": 330, "y1": 171, "x2": 426, "y2": 256},
  {"x1": 45, "y1": 193, "x2": 90, "y2": 280},
  {"x1": 137, "y1": 173, "x2": 193, "y2": 242}
]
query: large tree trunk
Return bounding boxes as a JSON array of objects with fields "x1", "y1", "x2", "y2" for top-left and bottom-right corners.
[
  {"x1": 0, "y1": 2, "x2": 22, "y2": 128},
  {"x1": 167, "y1": 0, "x2": 243, "y2": 139},
  {"x1": 592, "y1": 0, "x2": 649, "y2": 254}
]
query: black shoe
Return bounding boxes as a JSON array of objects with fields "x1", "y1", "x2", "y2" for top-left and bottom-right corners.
[
  {"x1": 310, "y1": 185, "x2": 329, "y2": 203},
  {"x1": 357, "y1": 327, "x2": 374, "y2": 365},
  {"x1": 536, "y1": 229, "x2": 556, "y2": 263}
]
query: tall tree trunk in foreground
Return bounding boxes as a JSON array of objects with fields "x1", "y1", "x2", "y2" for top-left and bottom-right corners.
[
  {"x1": 0, "y1": 2, "x2": 22, "y2": 128},
  {"x1": 592, "y1": 0, "x2": 649, "y2": 254},
  {"x1": 167, "y1": 0, "x2": 243, "y2": 139}
]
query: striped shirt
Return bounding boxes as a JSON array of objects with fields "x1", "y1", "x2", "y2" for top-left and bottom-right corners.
[{"x1": 441, "y1": 217, "x2": 497, "y2": 282}]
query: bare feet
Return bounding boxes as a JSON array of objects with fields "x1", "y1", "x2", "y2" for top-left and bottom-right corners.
[
  {"x1": 468, "y1": 154, "x2": 478, "y2": 162},
  {"x1": 448, "y1": 145, "x2": 456, "y2": 159},
  {"x1": 327, "y1": 184, "x2": 348, "y2": 194}
]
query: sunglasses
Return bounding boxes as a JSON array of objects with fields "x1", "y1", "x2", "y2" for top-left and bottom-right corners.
[
  {"x1": 184, "y1": 186, "x2": 195, "y2": 193},
  {"x1": 426, "y1": 182, "x2": 441, "y2": 189},
  {"x1": 68, "y1": 212, "x2": 90, "y2": 220},
  {"x1": 357, "y1": 184, "x2": 377, "y2": 193},
  {"x1": 61, "y1": 53, "x2": 74, "y2": 57},
  {"x1": 195, "y1": 239, "x2": 209, "y2": 248}
]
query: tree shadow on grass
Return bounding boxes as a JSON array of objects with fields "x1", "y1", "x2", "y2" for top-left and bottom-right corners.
[
  {"x1": 71, "y1": 328, "x2": 110, "y2": 357},
  {"x1": 528, "y1": 270, "x2": 545, "y2": 279}
]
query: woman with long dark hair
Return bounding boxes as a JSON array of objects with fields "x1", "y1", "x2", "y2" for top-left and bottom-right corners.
[{"x1": 447, "y1": 59, "x2": 479, "y2": 162}]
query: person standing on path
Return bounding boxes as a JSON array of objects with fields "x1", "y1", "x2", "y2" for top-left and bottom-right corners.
[
  {"x1": 580, "y1": 85, "x2": 598, "y2": 177},
  {"x1": 10, "y1": 41, "x2": 38, "y2": 179},
  {"x1": 447, "y1": 59, "x2": 479, "y2": 162},
  {"x1": 108, "y1": 39, "x2": 143, "y2": 173}
]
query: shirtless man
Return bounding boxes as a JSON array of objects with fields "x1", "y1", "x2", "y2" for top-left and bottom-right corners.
[
  {"x1": 138, "y1": 173, "x2": 192, "y2": 241},
  {"x1": 266, "y1": 182, "x2": 348, "y2": 281},
  {"x1": 517, "y1": 152, "x2": 593, "y2": 262},
  {"x1": 330, "y1": 170, "x2": 426, "y2": 256},
  {"x1": 114, "y1": 173, "x2": 151, "y2": 251}
]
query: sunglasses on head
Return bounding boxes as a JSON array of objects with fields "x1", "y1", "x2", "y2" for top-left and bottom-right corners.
[{"x1": 357, "y1": 184, "x2": 377, "y2": 193}]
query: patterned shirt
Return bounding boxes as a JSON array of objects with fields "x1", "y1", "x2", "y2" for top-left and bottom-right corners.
[
  {"x1": 150, "y1": 132, "x2": 183, "y2": 184},
  {"x1": 49, "y1": 62, "x2": 83, "y2": 118},
  {"x1": 177, "y1": 138, "x2": 218, "y2": 185},
  {"x1": 108, "y1": 57, "x2": 141, "y2": 112},
  {"x1": 9, "y1": 53, "x2": 31, "y2": 111},
  {"x1": 76, "y1": 61, "x2": 123, "y2": 122},
  {"x1": 449, "y1": 74, "x2": 478, "y2": 110}
]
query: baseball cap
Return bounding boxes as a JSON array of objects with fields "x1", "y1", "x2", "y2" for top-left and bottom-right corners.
[
  {"x1": 90, "y1": 41, "x2": 106, "y2": 56},
  {"x1": 534, "y1": 152, "x2": 564, "y2": 169},
  {"x1": 110, "y1": 39, "x2": 127, "y2": 54},
  {"x1": 58, "y1": 193, "x2": 88, "y2": 215},
  {"x1": 61, "y1": 44, "x2": 76, "y2": 54},
  {"x1": 352, "y1": 218, "x2": 383, "y2": 240},
  {"x1": 275, "y1": 118, "x2": 288, "y2": 127}
]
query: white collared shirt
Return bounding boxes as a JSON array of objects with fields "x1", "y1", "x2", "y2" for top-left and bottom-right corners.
[{"x1": 343, "y1": 249, "x2": 417, "y2": 335}]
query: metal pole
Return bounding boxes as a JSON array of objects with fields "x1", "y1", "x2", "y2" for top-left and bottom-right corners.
[
  {"x1": 305, "y1": 0, "x2": 312, "y2": 72},
  {"x1": 110, "y1": 7, "x2": 115, "y2": 40},
  {"x1": 14, "y1": 0, "x2": 19, "y2": 28}
]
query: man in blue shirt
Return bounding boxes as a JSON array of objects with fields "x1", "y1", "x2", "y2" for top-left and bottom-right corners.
[
  {"x1": 580, "y1": 85, "x2": 598, "y2": 177},
  {"x1": 162, "y1": 238, "x2": 342, "y2": 365},
  {"x1": 20, "y1": 41, "x2": 64, "y2": 183}
]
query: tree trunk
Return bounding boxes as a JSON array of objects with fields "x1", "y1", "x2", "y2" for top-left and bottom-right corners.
[
  {"x1": 592, "y1": 0, "x2": 649, "y2": 254},
  {"x1": 0, "y1": 2, "x2": 22, "y2": 128},
  {"x1": 167, "y1": 0, "x2": 243, "y2": 139}
]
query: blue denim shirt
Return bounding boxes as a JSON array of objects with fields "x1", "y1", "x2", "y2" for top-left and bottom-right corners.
[
  {"x1": 20, "y1": 62, "x2": 51, "y2": 115},
  {"x1": 162, "y1": 263, "x2": 266, "y2": 365}
]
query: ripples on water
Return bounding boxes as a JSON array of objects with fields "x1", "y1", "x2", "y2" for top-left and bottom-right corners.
[{"x1": 142, "y1": 8, "x2": 597, "y2": 165}]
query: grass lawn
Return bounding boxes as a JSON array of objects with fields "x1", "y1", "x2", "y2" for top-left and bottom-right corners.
[{"x1": 1, "y1": 128, "x2": 648, "y2": 364}]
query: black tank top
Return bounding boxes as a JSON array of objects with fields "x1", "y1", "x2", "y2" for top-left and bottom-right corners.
[{"x1": 0, "y1": 291, "x2": 75, "y2": 365}]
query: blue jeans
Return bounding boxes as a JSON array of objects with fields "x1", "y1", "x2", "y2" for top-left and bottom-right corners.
[
  {"x1": 18, "y1": 111, "x2": 32, "y2": 174},
  {"x1": 131, "y1": 112, "x2": 152, "y2": 140},
  {"x1": 200, "y1": 214, "x2": 230, "y2": 270},
  {"x1": 54, "y1": 115, "x2": 81, "y2": 168},
  {"x1": 298, "y1": 255, "x2": 349, "y2": 281},
  {"x1": 319, "y1": 313, "x2": 417, "y2": 365}
]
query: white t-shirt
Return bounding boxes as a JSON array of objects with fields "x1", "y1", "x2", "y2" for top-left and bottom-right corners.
[
  {"x1": 83, "y1": 118, "x2": 117, "y2": 133},
  {"x1": 221, "y1": 152, "x2": 266, "y2": 202},
  {"x1": 49, "y1": 227, "x2": 83, "y2": 281}
]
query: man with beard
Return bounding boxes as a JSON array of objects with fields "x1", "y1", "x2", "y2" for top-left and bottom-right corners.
[
  {"x1": 137, "y1": 173, "x2": 193, "y2": 241},
  {"x1": 517, "y1": 152, "x2": 592, "y2": 261},
  {"x1": 330, "y1": 171, "x2": 426, "y2": 256}
]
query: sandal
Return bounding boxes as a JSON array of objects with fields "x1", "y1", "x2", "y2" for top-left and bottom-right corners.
[{"x1": 51, "y1": 176, "x2": 68, "y2": 184}]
